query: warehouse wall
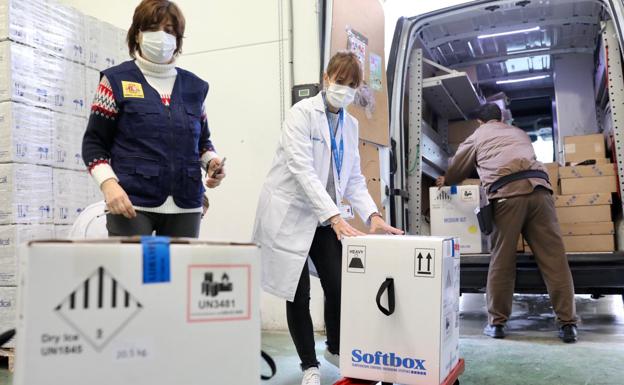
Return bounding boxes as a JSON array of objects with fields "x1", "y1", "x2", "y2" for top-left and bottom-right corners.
[{"x1": 61, "y1": 0, "x2": 325, "y2": 331}]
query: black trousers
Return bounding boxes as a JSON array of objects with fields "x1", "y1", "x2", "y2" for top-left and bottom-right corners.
[
  {"x1": 106, "y1": 211, "x2": 202, "y2": 238},
  {"x1": 286, "y1": 226, "x2": 342, "y2": 370}
]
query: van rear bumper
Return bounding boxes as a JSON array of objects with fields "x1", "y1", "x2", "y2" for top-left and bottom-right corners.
[{"x1": 460, "y1": 252, "x2": 624, "y2": 296}]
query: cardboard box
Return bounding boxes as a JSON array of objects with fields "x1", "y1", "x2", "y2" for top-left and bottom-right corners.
[
  {"x1": 460, "y1": 179, "x2": 481, "y2": 186},
  {"x1": 565, "y1": 158, "x2": 610, "y2": 166},
  {"x1": 0, "y1": 286, "x2": 16, "y2": 348},
  {"x1": 448, "y1": 120, "x2": 480, "y2": 144},
  {"x1": 0, "y1": 224, "x2": 54, "y2": 285},
  {"x1": 0, "y1": 163, "x2": 54, "y2": 225},
  {"x1": 556, "y1": 205, "x2": 611, "y2": 224},
  {"x1": 543, "y1": 162, "x2": 560, "y2": 194},
  {"x1": 0, "y1": 101, "x2": 54, "y2": 165},
  {"x1": 562, "y1": 235, "x2": 615, "y2": 252},
  {"x1": 559, "y1": 163, "x2": 615, "y2": 179},
  {"x1": 340, "y1": 235, "x2": 459, "y2": 385},
  {"x1": 15, "y1": 239, "x2": 260, "y2": 385},
  {"x1": 560, "y1": 175, "x2": 617, "y2": 195},
  {"x1": 430, "y1": 186, "x2": 486, "y2": 254},
  {"x1": 53, "y1": 168, "x2": 89, "y2": 224},
  {"x1": 559, "y1": 222, "x2": 614, "y2": 236},
  {"x1": 564, "y1": 134, "x2": 606, "y2": 163},
  {"x1": 53, "y1": 113, "x2": 87, "y2": 171},
  {"x1": 554, "y1": 193, "x2": 612, "y2": 207},
  {"x1": 54, "y1": 224, "x2": 73, "y2": 240}
]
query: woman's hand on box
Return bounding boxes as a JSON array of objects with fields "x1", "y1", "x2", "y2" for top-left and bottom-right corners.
[{"x1": 369, "y1": 215, "x2": 404, "y2": 235}]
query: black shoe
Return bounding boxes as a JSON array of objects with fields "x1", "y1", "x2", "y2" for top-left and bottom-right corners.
[
  {"x1": 559, "y1": 324, "x2": 578, "y2": 343},
  {"x1": 483, "y1": 324, "x2": 505, "y2": 339}
]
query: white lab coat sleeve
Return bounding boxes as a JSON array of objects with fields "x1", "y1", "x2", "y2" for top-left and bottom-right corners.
[
  {"x1": 343, "y1": 126, "x2": 378, "y2": 224},
  {"x1": 283, "y1": 106, "x2": 340, "y2": 223}
]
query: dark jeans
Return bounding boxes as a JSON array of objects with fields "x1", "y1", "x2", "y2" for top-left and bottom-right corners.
[
  {"x1": 106, "y1": 211, "x2": 202, "y2": 238},
  {"x1": 286, "y1": 226, "x2": 342, "y2": 370}
]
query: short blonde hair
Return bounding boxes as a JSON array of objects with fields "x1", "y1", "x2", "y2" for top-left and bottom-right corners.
[{"x1": 326, "y1": 51, "x2": 362, "y2": 87}]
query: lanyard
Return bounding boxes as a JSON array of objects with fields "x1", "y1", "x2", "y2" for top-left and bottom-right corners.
[{"x1": 327, "y1": 109, "x2": 344, "y2": 182}]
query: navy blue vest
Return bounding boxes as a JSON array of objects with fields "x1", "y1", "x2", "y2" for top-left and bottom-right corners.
[{"x1": 102, "y1": 61, "x2": 208, "y2": 209}]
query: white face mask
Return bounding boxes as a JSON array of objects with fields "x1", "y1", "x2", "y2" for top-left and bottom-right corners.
[
  {"x1": 326, "y1": 82, "x2": 356, "y2": 109},
  {"x1": 139, "y1": 30, "x2": 177, "y2": 64}
]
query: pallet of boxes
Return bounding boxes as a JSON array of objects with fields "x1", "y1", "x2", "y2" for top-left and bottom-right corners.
[
  {"x1": 0, "y1": 0, "x2": 130, "y2": 368},
  {"x1": 526, "y1": 134, "x2": 616, "y2": 253}
]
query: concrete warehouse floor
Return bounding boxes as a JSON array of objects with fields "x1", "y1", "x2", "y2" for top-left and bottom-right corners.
[
  {"x1": 0, "y1": 294, "x2": 622, "y2": 384},
  {"x1": 261, "y1": 294, "x2": 624, "y2": 385}
]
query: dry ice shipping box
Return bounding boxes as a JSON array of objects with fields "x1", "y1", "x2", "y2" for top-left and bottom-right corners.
[
  {"x1": 14, "y1": 239, "x2": 260, "y2": 385},
  {"x1": 340, "y1": 235, "x2": 460, "y2": 385},
  {"x1": 430, "y1": 186, "x2": 486, "y2": 254}
]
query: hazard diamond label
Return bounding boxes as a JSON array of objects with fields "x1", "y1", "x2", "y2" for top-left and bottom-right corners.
[{"x1": 54, "y1": 267, "x2": 142, "y2": 352}]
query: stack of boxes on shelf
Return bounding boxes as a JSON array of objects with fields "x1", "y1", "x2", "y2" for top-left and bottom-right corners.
[
  {"x1": 444, "y1": 125, "x2": 616, "y2": 254},
  {"x1": 557, "y1": 134, "x2": 616, "y2": 252},
  {"x1": 523, "y1": 134, "x2": 616, "y2": 253},
  {"x1": 0, "y1": 0, "x2": 129, "y2": 344}
]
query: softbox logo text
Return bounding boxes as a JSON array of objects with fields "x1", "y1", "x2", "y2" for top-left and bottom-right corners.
[{"x1": 351, "y1": 349, "x2": 427, "y2": 376}]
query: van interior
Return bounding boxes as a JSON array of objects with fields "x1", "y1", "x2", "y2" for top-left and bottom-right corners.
[{"x1": 389, "y1": 0, "x2": 620, "y2": 235}]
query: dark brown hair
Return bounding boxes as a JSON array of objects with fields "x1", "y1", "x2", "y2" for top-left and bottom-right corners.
[
  {"x1": 127, "y1": 0, "x2": 186, "y2": 57},
  {"x1": 326, "y1": 51, "x2": 363, "y2": 88},
  {"x1": 473, "y1": 103, "x2": 502, "y2": 122}
]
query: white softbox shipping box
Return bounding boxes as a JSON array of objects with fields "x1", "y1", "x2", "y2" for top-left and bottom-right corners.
[
  {"x1": 430, "y1": 186, "x2": 486, "y2": 254},
  {"x1": 340, "y1": 235, "x2": 460, "y2": 385},
  {"x1": 15, "y1": 238, "x2": 260, "y2": 385}
]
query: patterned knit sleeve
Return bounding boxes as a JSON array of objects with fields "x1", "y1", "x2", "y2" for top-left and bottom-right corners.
[
  {"x1": 199, "y1": 103, "x2": 219, "y2": 170},
  {"x1": 81, "y1": 76, "x2": 120, "y2": 187}
]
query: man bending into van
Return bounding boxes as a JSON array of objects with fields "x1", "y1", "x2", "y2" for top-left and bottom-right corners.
[{"x1": 436, "y1": 103, "x2": 578, "y2": 343}]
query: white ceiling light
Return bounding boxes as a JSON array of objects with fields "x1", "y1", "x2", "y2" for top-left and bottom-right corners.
[
  {"x1": 507, "y1": 47, "x2": 550, "y2": 54},
  {"x1": 496, "y1": 74, "x2": 550, "y2": 84},
  {"x1": 478, "y1": 26, "x2": 541, "y2": 39}
]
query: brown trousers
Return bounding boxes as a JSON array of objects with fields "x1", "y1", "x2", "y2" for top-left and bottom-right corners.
[{"x1": 487, "y1": 188, "x2": 577, "y2": 325}]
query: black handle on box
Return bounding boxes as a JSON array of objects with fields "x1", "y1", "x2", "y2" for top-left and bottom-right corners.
[
  {"x1": 261, "y1": 350, "x2": 277, "y2": 380},
  {"x1": 375, "y1": 278, "x2": 395, "y2": 316}
]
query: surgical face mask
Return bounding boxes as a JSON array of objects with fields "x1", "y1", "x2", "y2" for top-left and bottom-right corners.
[
  {"x1": 326, "y1": 82, "x2": 356, "y2": 109},
  {"x1": 139, "y1": 30, "x2": 177, "y2": 64}
]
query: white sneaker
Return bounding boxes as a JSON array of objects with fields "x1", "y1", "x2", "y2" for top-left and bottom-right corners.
[
  {"x1": 323, "y1": 348, "x2": 340, "y2": 367},
  {"x1": 301, "y1": 367, "x2": 321, "y2": 385}
]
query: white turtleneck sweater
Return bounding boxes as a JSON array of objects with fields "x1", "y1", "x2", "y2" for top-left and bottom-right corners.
[{"x1": 89, "y1": 54, "x2": 217, "y2": 214}]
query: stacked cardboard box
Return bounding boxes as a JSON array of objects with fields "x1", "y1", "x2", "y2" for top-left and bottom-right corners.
[
  {"x1": 448, "y1": 119, "x2": 480, "y2": 154},
  {"x1": 0, "y1": 0, "x2": 128, "y2": 341},
  {"x1": 555, "y1": 134, "x2": 615, "y2": 252}
]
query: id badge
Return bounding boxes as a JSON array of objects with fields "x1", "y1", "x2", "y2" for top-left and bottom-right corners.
[{"x1": 338, "y1": 203, "x2": 354, "y2": 220}]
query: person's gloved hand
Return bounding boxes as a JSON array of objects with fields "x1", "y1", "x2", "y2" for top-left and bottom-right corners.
[
  {"x1": 206, "y1": 157, "x2": 226, "y2": 189},
  {"x1": 101, "y1": 179, "x2": 136, "y2": 219}
]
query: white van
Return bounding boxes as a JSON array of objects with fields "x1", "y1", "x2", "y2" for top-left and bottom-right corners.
[{"x1": 314, "y1": 0, "x2": 624, "y2": 302}]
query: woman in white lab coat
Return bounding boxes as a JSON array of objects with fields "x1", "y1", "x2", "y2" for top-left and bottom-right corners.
[{"x1": 253, "y1": 51, "x2": 402, "y2": 385}]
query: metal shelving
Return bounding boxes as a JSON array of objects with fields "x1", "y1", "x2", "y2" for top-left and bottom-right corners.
[{"x1": 422, "y1": 72, "x2": 482, "y2": 120}]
